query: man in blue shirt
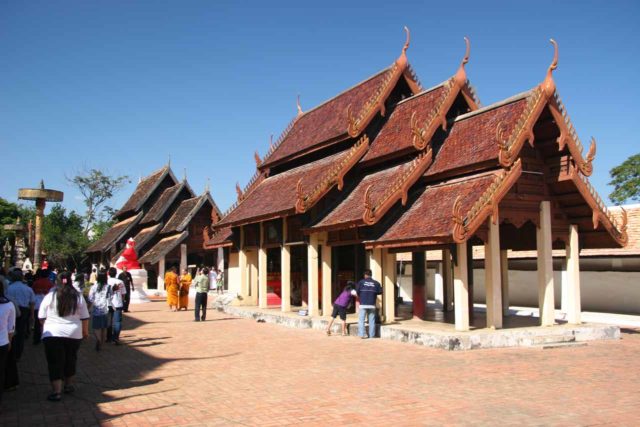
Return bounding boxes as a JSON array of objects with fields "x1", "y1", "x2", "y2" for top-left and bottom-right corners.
[
  {"x1": 355, "y1": 269, "x2": 382, "y2": 339},
  {"x1": 6, "y1": 269, "x2": 35, "y2": 360}
]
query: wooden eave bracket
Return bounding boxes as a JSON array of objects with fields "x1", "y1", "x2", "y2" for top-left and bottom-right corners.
[
  {"x1": 362, "y1": 147, "x2": 434, "y2": 225},
  {"x1": 569, "y1": 165, "x2": 628, "y2": 246},
  {"x1": 295, "y1": 134, "x2": 370, "y2": 214},
  {"x1": 451, "y1": 159, "x2": 523, "y2": 243}
]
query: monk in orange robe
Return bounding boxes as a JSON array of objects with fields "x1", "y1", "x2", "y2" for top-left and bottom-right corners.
[
  {"x1": 165, "y1": 267, "x2": 179, "y2": 311},
  {"x1": 178, "y1": 269, "x2": 192, "y2": 310}
]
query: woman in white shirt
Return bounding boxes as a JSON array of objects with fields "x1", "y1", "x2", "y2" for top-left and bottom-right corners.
[
  {"x1": 0, "y1": 283, "x2": 16, "y2": 410},
  {"x1": 38, "y1": 272, "x2": 89, "y2": 402}
]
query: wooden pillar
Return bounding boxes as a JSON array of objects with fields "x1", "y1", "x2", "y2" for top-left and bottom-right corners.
[
  {"x1": 158, "y1": 257, "x2": 166, "y2": 291},
  {"x1": 179, "y1": 244, "x2": 187, "y2": 275},
  {"x1": 307, "y1": 233, "x2": 319, "y2": 317},
  {"x1": 321, "y1": 239, "x2": 332, "y2": 317},
  {"x1": 258, "y1": 222, "x2": 267, "y2": 309},
  {"x1": 238, "y1": 226, "x2": 249, "y2": 299},
  {"x1": 281, "y1": 219, "x2": 291, "y2": 312},
  {"x1": 454, "y1": 241, "x2": 469, "y2": 331},
  {"x1": 484, "y1": 217, "x2": 503, "y2": 329},
  {"x1": 537, "y1": 201, "x2": 555, "y2": 326},
  {"x1": 411, "y1": 251, "x2": 426, "y2": 320},
  {"x1": 500, "y1": 250, "x2": 510, "y2": 316},
  {"x1": 566, "y1": 224, "x2": 582, "y2": 324},
  {"x1": 466, "y1": 242, "x2": 474, "y2": 321},
  {"x1": 249, "y1": 251, "x2": 258, "y2": 304},
  {"x1": 443, "y1": 248, "x2": 453, "y2": 312},
  {"x1": 369, "y1": 248, "x2": 383, "y2": 313},
  {"x1": 383, "y1": 249, "x2": 396, "y2": 323}
]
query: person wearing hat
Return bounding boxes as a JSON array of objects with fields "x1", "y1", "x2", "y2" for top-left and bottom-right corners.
[{"x1": 5, "y1": 269, "x2": 35, "y2": 361}]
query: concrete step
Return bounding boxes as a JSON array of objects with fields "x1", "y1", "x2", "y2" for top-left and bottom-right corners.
[
  {"x1": 528, "y1": 334, "x2": 576, "y2": 345},
  {"x1": 541, "y1": 341, "x2": 588, "y2": 350}
]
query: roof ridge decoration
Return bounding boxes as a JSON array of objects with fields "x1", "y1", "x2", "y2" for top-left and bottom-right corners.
[
  {"x1": 295, "y1": 134, "x2": 370, "y2": 214},
  {"x1": 224, "y1": 169, "x2": 269, "y2": 218},
  {"x1": 570, "y1": 163, "x2": 629, "y2": 246},
  {"x1": 260, "y1": 116, "x2": 299, "y2": 166},
  {"x1": 411, "y1": 37, "x2": 473, "y2": 151},
  {"x1": 362, "y1": 147, "x2": 434, "y2": 225},
  {"x1": 495, "y1": 39, "x2": 596, "y2": 176},
  {"x1": 346, "y1": 27, "x2": 413, "y2": 138},
  {"x1": 452, "y1": 159, "x2": 523, "y2": 243}
]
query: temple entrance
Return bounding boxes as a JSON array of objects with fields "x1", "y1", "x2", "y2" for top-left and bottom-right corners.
[
  {"x1": 331, "y1": 244, "x2": 366, "y2": 313},
  {"x1": 267, "y1": 247, "x2": 281, "y2": 306},
  {"x1": 290, "y1": 244, "x2": 307, "y2": 306}
]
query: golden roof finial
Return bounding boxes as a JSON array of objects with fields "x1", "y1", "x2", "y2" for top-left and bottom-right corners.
[
  {"x1": 396, "y1": 26, "x2": 410, "y2": 67},
  {"x1": 542, "y1": 39, "x2": 558, "y2": 98},
  {"x1": 454, "y1": 36, "x2": 471, "y2": 87},
  {"x1": 297, "y1": 94, "x2": 303, "y2": 116},
  {"x1": 254, "y1": 151, "x2": 261, "y2": 166}
]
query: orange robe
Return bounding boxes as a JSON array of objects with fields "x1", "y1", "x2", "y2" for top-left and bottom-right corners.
[
  {"x1": 165, "y1": 271, "x2": 179, "y2": 307},
  {"x1": 179, "y1": 273, "x2": 192, "y2": 309}
]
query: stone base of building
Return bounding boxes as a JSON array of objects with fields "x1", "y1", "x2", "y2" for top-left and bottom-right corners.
[{"x1": 218, "y1": 302, "x2": 619, "y2": 351}]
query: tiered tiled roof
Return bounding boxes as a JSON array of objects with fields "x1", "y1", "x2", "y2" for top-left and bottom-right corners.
[
  {"x1": 140, "y1": 182, "x2": 186, "y2": 225},
  {"x1": 86, "y1": 212, "x2": 143, "y2": 253},
  {"x1": 111, "y1": 223, "x2": 163, "y2": 263},
  {"x1": 204, "y1": 226, "x2": 234, "y2": 249},
  {"x1": 116, "y1": 166, "x2": 170, "y2": 218},
  {"x1": 139, "y1": 231, "x2": 188, "y2": 265},
  {"x1": 161, "y1": 193, "x2": 218, "y2": 234}
]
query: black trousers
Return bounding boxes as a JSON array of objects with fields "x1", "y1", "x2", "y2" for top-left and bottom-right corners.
[
  {"x1": 33, "y1": 317, "x2": 43, "y2": 344},
  {"x1": 0, "y1": 343, "x2": 9, "y2": 400},
  {"x1": 195, "y1": 292, "x2": 208, "y2": 321},
  {"x1": 123, "y1": 290, "x2": 131, "y2": 312},
  {"x1": 43, "y1": 337, "x2": 82, "y2": 382},
  {"x1": 13, "y1": 308, "x2": 30, "y2": 360}
]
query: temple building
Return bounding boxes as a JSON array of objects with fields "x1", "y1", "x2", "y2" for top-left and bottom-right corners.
[
  {"x1": 86, "y1": 165, "x2": 221, "y2": 289},
  {"x1": 205, "y1": 30, "x2": 628, "y2": 332}
]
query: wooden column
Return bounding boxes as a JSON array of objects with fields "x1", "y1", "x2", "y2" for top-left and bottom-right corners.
[
  {"x1": 466, "y1": 242, "x2": 474, "y2": 321},
  {"x1": 281, "y1": 218, "x2": 291, "y2": 312},
  {"x1": 238, "y1": 226, "x2": 249, "y2": 299},
  {"x1": 484, "y1": 217, "x2": 503, "y2": 329},
  {"x1": 179, "y1": 243, "x2": 187, "y2": 274},
  {"x1": 258, "y1": 222, "x2": 267, "y2": 309},
  {"x1": 566, "y1": 224, "x2": 582, "y2": 324},
  {"x1": 321, "y1": 237, "x2": 332, "y2": 316},
  {"x1": 411, "y1": 251, "x2": 426, "y2": 320},
  {"x1": 383, "y1": 249, "x2": 396, "y2": 323},
  {"x1": 443, "y1": 248, "x2": 453, "y2": 312},
  {"x1": 249, "y1": 251, "x2": 258, "y2": 304},
  {"x1": 454, "y1": 241, "x2": 469, "y2": 331},
  {"x1": 307, "y1": 233, "x2": 320, "y2": 317},
  {"x1": 537, "y1": 201, "x2": 555, "y2": 326},
  {"x1": 158, "y1": 257, "x2": 166, "y2": 291},
  {"x1": 370, "y1": 248, "x2": 383, "y2": 313},
  {"x1": 500, "y1": 250, "x2": 510, "y2": 316}
]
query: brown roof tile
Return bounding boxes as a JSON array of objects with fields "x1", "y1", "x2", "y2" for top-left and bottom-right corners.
[
  {"x1": 162, "y1": 196, "x2": 202, "y2": 234},
  {"x1": 204, "y1": 226, "x2": 234, "y2": 249},
  {"x1": 372, "y1": 172, "x2": 497, "y2": 247},
  {"x1": 261, "y1": 68, "x2": 392, "y2": 167},
  {"x1": 425, "y1": 94, "x2": 530, "y2": 178},
  {"x1": 218, "y1": 150, "x2": 350, "y2": 227},
  {"x1": 140, "y1": 183, "x2": 185, "y2": 225},
  {"x1": 86, "y1": 212, "x2": 143, "y2": 253},
  {"x1": 139, "y1": 231, "x2": 188, "y2": 265},
  {"x1": 361, "y1": 84, "x2": 447, "y2": 163},
  {"x1": 110, "y1": 223, "x2": 163, "y2": 263},
  {"x1": 311, "y1": 159, "x2": 416, "y2": 231},
  {"x1": 116, "y1": 166, "x2": 170, "y2": 217}
]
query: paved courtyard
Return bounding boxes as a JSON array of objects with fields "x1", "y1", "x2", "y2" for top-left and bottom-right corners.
[{"x1": 3, "y1": 301, "x2": 640, "y2": 426}]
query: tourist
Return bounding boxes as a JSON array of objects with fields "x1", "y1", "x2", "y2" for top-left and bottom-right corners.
[
  {"x1": 107, "y1": 268, "x2": 125, "y2": 345},
  {"x1": 355, "y1": 269, "x2": 382, "y2": 339},
  {"x1": 178, "y1": 268, "x2": 192, "y2": 311},
  {"x1": 165, "y1": 266, "x2": 179, "y2": 312},
  {"x1": 88, "y1": 271, "x2": 110, "y2": 351},
  {"x1": 326, "y1": 282, "x2": 356, "y2": 337},
  {"x1": 117, "y1": 266, "x2": 134, "y2": 312},
  {"x1": 32, "y1": 269, "x2": 54, "y2": 345},
  {"x1": 72, "y1": 271, "x2": 86, "y2": 294},
  {"x1": 208, "y1": 267, "x2": 217, "y2": 293},
  {"x1": 0, "y1": 281, "x2": 16, "y2": 410},
  {"x1": 216, "y1": 268, "x2": 224, "y2": 294},
  {"x1": 5, "y1": 269, "x2": 35, "y2": 360},
  {"x1": 48, "y1": 268, "x2": 58, "y2": 284},
  {"x1": 88, "y1": 268, "x2": 97, "y2": 285},
  {"x1": 0, "y1": 268, "x2": 8, "y2": 295},
  {"x1": 194, "y1": 267, "x2": 210, "y2": 321},
  {"x1": 38, "y1": 271, "x2": 89, "y2": 402}
]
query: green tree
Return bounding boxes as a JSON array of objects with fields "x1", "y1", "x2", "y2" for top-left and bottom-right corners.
[
  {"x1": 42, "y1": 205, "x2": 89, "y2": 269},
  {"x1": 67, "y1": 168, "x2": 129, "y2": 237},
  {"x1": 0, "y1": 197, "x2": 34, "y2": 242},
  {"x1": 608, "y1": 153, "x2": 640, "y2": 205}
]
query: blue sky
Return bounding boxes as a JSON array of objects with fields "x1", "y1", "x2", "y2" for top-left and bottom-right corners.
[{"x1": 1, "y1": 0, "x2": 638, "y2": 217}]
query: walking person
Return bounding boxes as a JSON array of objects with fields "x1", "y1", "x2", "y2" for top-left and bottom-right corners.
[
  {"x1": 107, "y1": 268, "x2": 125, "y2": 345},
  {"x1": 88, "y1": 271, "x2": 110, "y2": 351},
  {"x1": 216, "y1": 269, "x2": 224, "y2": 295},
  {"x1": 165, "y1": 267, "x2": 179, "y2": 311},
  {"x1": 5, "y1": 269, "x2": 35, "y2": 360},
  {"x1": 0, "y1": 283, "x2": 16, "y2": 411},
  {"x1": 194, "y1": 267, "x2": 210, "y2": 321},
  {"x1": 326, "y1": 282, "x2": 356, "y2": 336},
  {"x1": 355, "y1": 269, "x2": 382, "y2": 339},
  {"x1": 117, "y1": 266, "x2": 134, "y2": 313},
  {"x1": 38, "y1": 271, "x2": 89, "y2": 402},
  {"x1": 178, "y1": 268, "x2": 192, "y2": 311},
  {"x1": 32, "y1": 269, "x2": 55, "y2": 345}
]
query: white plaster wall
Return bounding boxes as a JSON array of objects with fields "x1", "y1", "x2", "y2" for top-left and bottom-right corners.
[{"x1": 227, "y1": 252, "x2": 241, "y2": 296}]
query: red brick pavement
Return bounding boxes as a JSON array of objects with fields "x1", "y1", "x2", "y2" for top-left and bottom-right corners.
[{"x1": 2, "y1": 301, "x2": 639, "y2": 426}]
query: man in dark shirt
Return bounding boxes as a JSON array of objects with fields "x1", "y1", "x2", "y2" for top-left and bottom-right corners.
[
  {"x1": 117, "y1": 266, "x2": 134, "y2": 313},
  {"x1": 355, "y1": 269, "x2": 382, "y2": 339}
]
